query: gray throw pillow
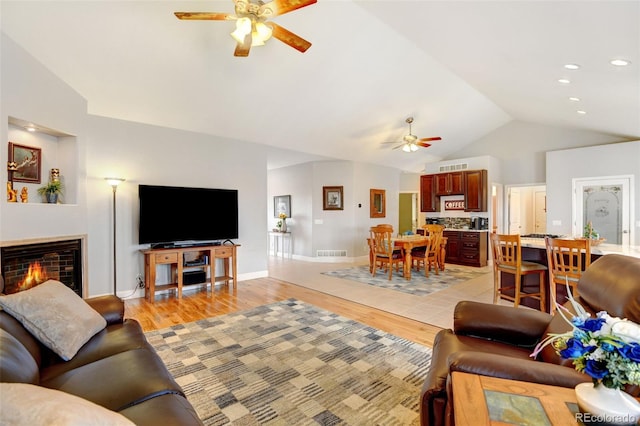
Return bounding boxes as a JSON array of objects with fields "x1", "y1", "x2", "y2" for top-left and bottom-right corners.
[{"x1": 0, "y1": 280, "x2": 106, "y2": 360}]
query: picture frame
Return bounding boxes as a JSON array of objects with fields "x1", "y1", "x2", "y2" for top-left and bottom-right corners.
[
  {"x1": 274, "y1": 195, "x2": 291, "y2": 218},
  {"x1": 8, "y1": 142, "x2": 41, "y2": 183},
  {"x1": 370, "y1": 188, "x2": 386, "y2": 218},
  {"x1": 323, "y1": 186, "x2": 343, "y2": 210}
]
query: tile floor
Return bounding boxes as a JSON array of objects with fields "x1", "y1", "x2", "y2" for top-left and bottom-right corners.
[{"x1": 268, "y1": 256, "x2": 500, "y2": 330}]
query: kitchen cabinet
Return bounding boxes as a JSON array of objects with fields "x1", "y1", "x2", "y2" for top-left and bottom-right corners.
[
  {"x1": 443, "y1": 231, "x2": 461, "y2": 263},
  {"x1": 420, "y1": 174, "x2": 438, "y2": 212},
  {"x1": 442, "y1": 230, "x2": 487, "y2": 267},
  {"x1": 463, "y1": 170, "x2": 488, "y2": 212},
  {"x1": 435, "y1": 172, "x2": 463, "y2": 196},
  {"x1": 420, "y1": 169, "x2": 488, "y2": 213}
]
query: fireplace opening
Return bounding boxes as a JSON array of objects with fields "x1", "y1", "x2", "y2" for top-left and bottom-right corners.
[{"x1": 1, "y1": 239, "x2": 83, "y2": 297}]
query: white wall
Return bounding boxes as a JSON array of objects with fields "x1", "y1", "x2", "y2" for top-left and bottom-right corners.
[
  {"x1": 268, "y1": 160, "x2": 401, "y2": 259},
  {"x1": 1, "y1": 34, "x2": 88, "y2": 244},
  {"x1": 85, "y1": 116, "x2": 270, "y2": 296},
  {"x1": 546, "y1": 141, "x2": 640, "y2": 245},
  {"x1": 2, "y1": 33, "x2": 271, "y2": 297},
  {"x1": 447, "y1": 121, "x2": 630, "y2": 185}
]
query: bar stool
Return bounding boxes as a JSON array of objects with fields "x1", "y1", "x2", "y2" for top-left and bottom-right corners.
[
  {"x1": 490, "y1": 233, "x2": 547, "y2": 311},
  {"x1": 545, "y1": 237, "x2": 591, "y2": 312}
]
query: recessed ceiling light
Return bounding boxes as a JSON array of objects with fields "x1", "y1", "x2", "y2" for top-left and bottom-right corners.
[
  {"x1": 26, "y1": 126, "x2": 36, "y2": 132},
  {"x1": 577, "y1": 110, "x2": 587, "y2": 115},
  {"x1": 564, "y1": 64, "x2": 580, "y2": 70},
  {"x1": 610, "y1": 59, "x2": 631, "y2": 67},
  {"x1": 558, "y1": 79, "x2": 571, "y2": 84},
  {"x1": 569, "y1": 97, "x2": 580, "y2": 102}
]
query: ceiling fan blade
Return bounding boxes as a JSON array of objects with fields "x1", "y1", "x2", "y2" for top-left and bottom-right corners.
[
  {"x1": 266, "y1": 22, "x2": 312, "y2": 53},
  {"x1": 391, "y1": 144, "x2": 405, "y2": 150},
  {"x1": 234, "y1": 34, "x2": 252, "y2": 57},
  {"x1": 419, "y1": 137, "x2": 442, "y2": 142},
  {"x1": 416, "y1": 142, "x2": 432, "y2": 148},
  {"x1": 260, "y1": 0, "x2": 317, "y2": 17},
  {"x1": 174, "y1": 12, "x2": 235, "y2": 20}
]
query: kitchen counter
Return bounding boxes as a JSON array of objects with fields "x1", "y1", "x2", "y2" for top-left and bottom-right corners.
[
  {"x1": 443, "y1": 228, "x2": 489, "y2": 233},
  {"x1": 520, "y1": 238, "x2": 640, "y2": 259}
]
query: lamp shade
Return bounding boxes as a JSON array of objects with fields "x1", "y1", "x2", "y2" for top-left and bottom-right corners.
[{"x1": 105, "y1": 177, "x2": 125, "y2": 188}]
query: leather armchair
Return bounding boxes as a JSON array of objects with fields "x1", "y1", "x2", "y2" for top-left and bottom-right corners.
[{"x1": 420, "y1": 254, "x2": 640, "y2": 426}]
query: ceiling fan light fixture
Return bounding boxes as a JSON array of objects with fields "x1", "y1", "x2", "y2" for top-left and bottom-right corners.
[
  {"x1": 253, "y1": 22, "x2": 273, "y2": 44},
  {"x1": 231, "y1": 17, "x2": 252, "y2": 43},
  {"x1": 402, "y1": 143, "x2": 419, "y2": 153}
]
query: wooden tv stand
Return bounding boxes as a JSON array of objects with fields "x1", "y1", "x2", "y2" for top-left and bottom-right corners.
[{"x1": 141, "y1": 243, "x2": 239, "y2": 302}]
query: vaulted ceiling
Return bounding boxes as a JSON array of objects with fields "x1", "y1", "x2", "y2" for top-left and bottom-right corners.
[{"x1": 2, "y1": 1, "x2": 638, "y2": 172}]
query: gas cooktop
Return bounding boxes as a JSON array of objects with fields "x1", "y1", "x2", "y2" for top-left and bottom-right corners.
[{"x1": 521, "y1": 233, "x2": 561, "y2": 238}]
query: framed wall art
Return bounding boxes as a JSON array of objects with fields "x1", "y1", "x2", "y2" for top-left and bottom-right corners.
[
  {"x1": 323, "y1": 186, "x2": 343, "y2": 210},
  {"x1": 8, "y1": 142, "x2": 41, "y2": 183},
  {"x1": 274, "y1": 195, "x2": 291, "y2": 218},
  {"x1": 370, "y1": 188, "x2": 386, "y2": 218}
]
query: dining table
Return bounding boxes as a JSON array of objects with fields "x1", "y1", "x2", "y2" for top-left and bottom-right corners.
[{"x1": 367, "y1": 235, "x2": 431, "y2": 280}]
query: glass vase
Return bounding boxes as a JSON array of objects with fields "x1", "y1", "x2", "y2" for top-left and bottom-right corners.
[{"x1": 575, "y1": 382, "x2": 640, "y2": 425}]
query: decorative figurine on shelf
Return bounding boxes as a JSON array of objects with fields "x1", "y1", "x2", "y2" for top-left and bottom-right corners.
[
  {"x1": 20, "y1": 187, "x2": 28, "y2": 203},
  {"x1": 7, "y1": 182, "x2": 17, "y2": 202},
  {"x1": 278, "y1": 212, "x2": 288, "y2": 233},
  {"x1": 50, "y1": 168, "x2": 60, "y2": 182}
]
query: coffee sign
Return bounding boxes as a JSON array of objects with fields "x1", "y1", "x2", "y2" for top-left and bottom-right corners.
[{"x1": 444, "y1": 199, "x2": 465, "y2": 210}]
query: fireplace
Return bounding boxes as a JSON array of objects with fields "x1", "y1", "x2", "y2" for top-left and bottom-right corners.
[{"x1": 1, "y1": 239, "x2": 83, "y2": 297}]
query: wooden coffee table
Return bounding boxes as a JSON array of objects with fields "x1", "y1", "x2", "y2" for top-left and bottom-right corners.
[{"x1": 452, "y1": 372, "x2": 581, "y2": 425}]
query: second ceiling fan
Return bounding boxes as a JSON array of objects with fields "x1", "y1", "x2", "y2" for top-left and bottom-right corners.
[{"x1": 384, "y1": 117, "x2": 442, "y2": 152}]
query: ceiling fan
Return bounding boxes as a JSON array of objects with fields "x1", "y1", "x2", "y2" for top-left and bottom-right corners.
[
  {"x1": 383, "y1": 117, "x2": 442, "y2": 152},
  {"x1": 174, "y1": 0, "x2": 317, "y2": 57}
]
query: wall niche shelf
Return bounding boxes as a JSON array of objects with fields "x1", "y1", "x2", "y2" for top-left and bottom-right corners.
[{"x1": 7, "y1": 117, "x2": 78, "y2": 205}]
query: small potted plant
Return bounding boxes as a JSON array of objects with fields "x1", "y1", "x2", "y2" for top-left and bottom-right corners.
[{"x1": 37, "y1": 180, "x2": 63, "y2": 204}]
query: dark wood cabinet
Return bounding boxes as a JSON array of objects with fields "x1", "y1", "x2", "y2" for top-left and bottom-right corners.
[
  {"x1": 463, "y1": 170, "x2": 487, "y2": 212},
  {"x1": 420, "y1": 169, "x2": 488, "y2": 213},
  {"x1": 420, "y1": 174, "x2": 438, "y2": 212},
  {"x1": 443, "y1": 231, "x2": 461, "y2": 262},
  {"x1": 443, "y1": 230, "x2": 487, "y2": 267},
  {"x1": 435, "y1": 172, "x2": 464, "y2": 196}
]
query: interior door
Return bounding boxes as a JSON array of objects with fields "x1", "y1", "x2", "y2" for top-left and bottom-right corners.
[
  {"x1": 534, "y1": 190, "x2": 547, "y2": 234},
  {"x1": 508, "y1": 187, "x2": 521, "y2": 234},
  {"x1": 573, "y1": 176, "x2": 631, "y2": 245},
  {"x1": 399, "y1": 192, "x2": 418, "y2": 235}
]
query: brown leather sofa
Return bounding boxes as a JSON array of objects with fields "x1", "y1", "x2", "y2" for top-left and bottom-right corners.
[
  {"x1": 420, "y1": 253, "x2": 640, "y2": 426},
  {"x1": 0, "y1": 294, "x2": 203, "y2": 425}
]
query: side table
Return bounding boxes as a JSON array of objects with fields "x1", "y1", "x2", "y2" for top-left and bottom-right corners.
[
  {"x1": 452, "y1": 372, "x2": 581, "y2": 425},
  {"x1": 269, "y1": 231, "x2": 292, "y2": 258}
]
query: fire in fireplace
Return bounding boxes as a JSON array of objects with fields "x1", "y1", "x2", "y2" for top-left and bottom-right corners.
[{"x1": 1, "y1": 239, "x2": 83, "y2": 297}]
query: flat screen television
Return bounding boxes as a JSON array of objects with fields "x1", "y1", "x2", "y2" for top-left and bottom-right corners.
[{"x1": 138, "y1": 184, "x2": 238, "y2": 247}]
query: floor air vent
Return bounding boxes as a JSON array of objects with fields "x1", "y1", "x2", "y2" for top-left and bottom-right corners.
[
  {"x1": 439, "y1": 163, "x2": 468, "y2": 172},
  {"x1": 316, "y1": 250, "x2": 347, "y2": 257}
]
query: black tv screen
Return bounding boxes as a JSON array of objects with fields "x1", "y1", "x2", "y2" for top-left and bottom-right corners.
[{"x1": 138, "y1": 184, "x2": 238, "y2": 247}]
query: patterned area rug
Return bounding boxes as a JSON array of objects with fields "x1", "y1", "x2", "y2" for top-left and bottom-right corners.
[
  {"x1": 146, "y1": 299, "x2": 432, "y2": 425},
  {"x1": 322, "y1": 264, "x2": 488, "y2": 297}
]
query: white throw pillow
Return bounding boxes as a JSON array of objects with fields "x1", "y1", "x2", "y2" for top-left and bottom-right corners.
[
  {"x1": 0, "y1": 383, "x2": 135, "y2": 425},
  {"x1": 0, "y1": 279, "x2": 106, "y2": 360}
]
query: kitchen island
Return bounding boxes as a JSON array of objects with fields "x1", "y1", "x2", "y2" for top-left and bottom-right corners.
[{"x1": 500, "y1": 237, "x2": 640, "y2": 312}]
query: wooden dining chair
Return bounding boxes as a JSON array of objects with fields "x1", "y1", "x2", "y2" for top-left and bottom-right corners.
[
  {"x1": 412, "y1": 230, "x2": 442, "y2": 277},
  {"x1": 490, "y1": 233, "x2": 547, "y2": 311},
  {"x1": 545, "y1": 237, "x2": 591, "y2": 312},
  {"x1": 416, "y1": 224, "x2": 446, "y2": 271},
  {"x1": 370, "y1": 225, "x2": 404, "y2": 280}
]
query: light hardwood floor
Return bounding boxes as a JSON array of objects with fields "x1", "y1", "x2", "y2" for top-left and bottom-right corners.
[
  {"x1": 125, "y1": 258, "x2": 450, "y2": 347},
  {"x1": 125, "y1": 274, "x2": 443, "y2": 348}
]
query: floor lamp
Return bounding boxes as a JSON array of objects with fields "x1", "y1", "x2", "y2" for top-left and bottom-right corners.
[{"x1": 105, "y1": 177, "x2": 125, "y2": 297}]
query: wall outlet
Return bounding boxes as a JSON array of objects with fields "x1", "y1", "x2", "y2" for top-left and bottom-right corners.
[
  {"x1": 552, "y1": 220, "x2": 561, "y2": 226},
  {"x1": 136, "y1": 274, "x2": 144, "y2": 289}
]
